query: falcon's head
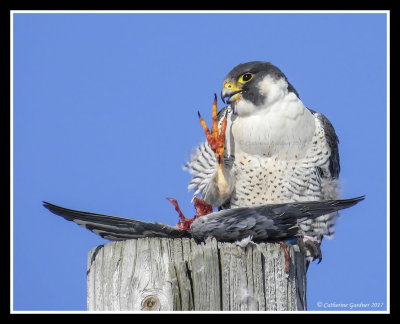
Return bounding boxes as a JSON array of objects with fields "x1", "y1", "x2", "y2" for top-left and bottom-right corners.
[{"x1": 221, "y1": 61, "x2": 299, "y2": 116}]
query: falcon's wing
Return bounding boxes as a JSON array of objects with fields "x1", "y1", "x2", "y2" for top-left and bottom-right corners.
[
  {"x1": 308, "y1": 109, "x2": 340, "y2": 179},
  {"x1": 190, "y1": 196, "x2": 365, "y2": 242},
  {"x1": 43, "y1": 201, "x2": 191, "y2": 241}
]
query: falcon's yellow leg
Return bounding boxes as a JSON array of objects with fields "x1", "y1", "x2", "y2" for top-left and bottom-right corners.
[{"x1": 198, "y1": 94, "x2": 228, "y2": 194}]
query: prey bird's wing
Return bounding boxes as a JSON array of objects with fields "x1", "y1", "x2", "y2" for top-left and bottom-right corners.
[
  {"x1": 43, "y1": 201, "x2": 191, "y2": 241},
  {"x1": 43, "y1": 196, "x2": 364, "y2": 243},
  {"x1": 190, "y1": 196, "x2": 365, "y2": 242}
]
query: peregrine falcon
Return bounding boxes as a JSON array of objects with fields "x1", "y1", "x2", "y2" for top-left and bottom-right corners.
[
  {"x1": 185, "y1": 61, "x2": 350, "y2": 260},
  {"x1": 43, "y1": 61, "x2": 364, "y2": 264}
]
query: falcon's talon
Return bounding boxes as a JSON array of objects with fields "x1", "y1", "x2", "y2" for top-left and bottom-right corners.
[{"x1": 297, "y1": 235, "x2": 322, "y2": 263}]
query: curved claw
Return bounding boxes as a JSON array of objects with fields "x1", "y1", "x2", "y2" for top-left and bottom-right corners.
[{"x1": 297, "y1": 235, "x2": 323, "y2": 263}]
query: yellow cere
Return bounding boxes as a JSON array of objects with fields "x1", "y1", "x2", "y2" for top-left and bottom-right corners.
[{"x1": 223, "y1": 81, "x2": 241, "y2": 92}]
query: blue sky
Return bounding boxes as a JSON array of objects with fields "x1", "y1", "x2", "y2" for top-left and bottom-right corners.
[{"x1": 12, "y1": 11, "x2": 388, "y2": 312}]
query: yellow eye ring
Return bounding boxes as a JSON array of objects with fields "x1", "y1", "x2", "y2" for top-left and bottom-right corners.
[{"x1": 238, "y1": 72, "x2": 254, "y2": 84}]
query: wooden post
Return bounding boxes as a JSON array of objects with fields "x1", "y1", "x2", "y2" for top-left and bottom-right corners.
[{"x1": 87, "y1": 238, "x2": 307, "y2": 311}]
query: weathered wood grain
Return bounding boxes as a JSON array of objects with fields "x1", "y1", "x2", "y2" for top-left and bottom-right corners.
[{"x1": 87, "y1": 238, "x2": 307, "y2": 311}]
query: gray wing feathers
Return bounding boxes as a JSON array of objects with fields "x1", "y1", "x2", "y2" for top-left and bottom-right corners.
[
  {"x1": 190, "y1": 196, "x2": 364, "y2": 242},
  {"x1": 43, "y1": 201, "x2": 191, "y2": 241},
  {"x1": 317, "y1": 113, "x2": 340, "y2": 178},
  {"x1": 309, "y1": 109, "x2": 340, "y2": 179},
  {"x1": 44, "y1": 196, "x2": 363, "y2": 242}
]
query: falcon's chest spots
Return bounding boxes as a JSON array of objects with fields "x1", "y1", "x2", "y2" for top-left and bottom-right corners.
[
  {"x1": 231, "y1": 153, "x2": 295, "y2": 206},
  {"x1": 229, "y1": 126, "x2": 329, "y2": 207}
]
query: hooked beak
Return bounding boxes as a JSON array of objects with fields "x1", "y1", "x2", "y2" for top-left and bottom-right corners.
[{"x1": 221, "y1": 81, "x2": 243, "y2": 104}]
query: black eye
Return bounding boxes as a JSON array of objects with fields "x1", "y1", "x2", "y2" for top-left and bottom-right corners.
[
  {"x1": 242, "y1": 73, "x2": 252, "y2": 81},
  {"x1": 238, "y1": 73, "x2": 254, "y2": 84}
]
